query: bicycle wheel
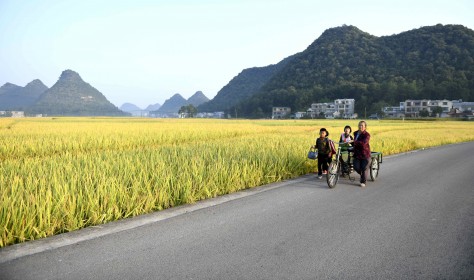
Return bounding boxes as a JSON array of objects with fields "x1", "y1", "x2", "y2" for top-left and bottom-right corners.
[
  {"x1": 370, "y1": 157, "x2": 379, "y2": 181},
  {"x1": 327, "y1": 161, "x2": 340, "y2": 188}
]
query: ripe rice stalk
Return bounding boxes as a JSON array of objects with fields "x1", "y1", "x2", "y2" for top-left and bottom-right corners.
[{"x1": 1, "y1": 118, "x2": 473, "y2": 247}]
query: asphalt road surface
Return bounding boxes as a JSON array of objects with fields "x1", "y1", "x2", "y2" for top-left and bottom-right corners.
[{"x1": 1, "y1": 142, "x2": 474, "y2": 280}]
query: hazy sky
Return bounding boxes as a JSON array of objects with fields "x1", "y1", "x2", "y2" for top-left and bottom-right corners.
[{"x1": 1, "y1": 0, "x2": 473, "y2": 108}]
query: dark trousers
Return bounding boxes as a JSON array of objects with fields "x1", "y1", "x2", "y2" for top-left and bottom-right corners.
[
  {"x1": 317, "y1": 154, "x2": 331, "y2": 175},
  {"x1": 353, "y1": 158, "x2": 369, "y2": 183}
]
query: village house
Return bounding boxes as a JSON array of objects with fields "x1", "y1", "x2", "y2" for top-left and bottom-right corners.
[
  {"x1": 272, "y1": 107, "x2": 291, "y2": 119},
  {"x1": 307, "y1": 99, "x2": 356, "y2": 119},
  {"x1": 383, "y1": 102, "x2": 405, "y2": 118},
  {"x1": 11, "y1": 111, "x2": 25, "y2": 118},
  {"x1": 383, "y1": 99, "x2": 473, "y2": 118},
  {"x1": 403, "y1": 99, "x2": 452, "y2": 117}
]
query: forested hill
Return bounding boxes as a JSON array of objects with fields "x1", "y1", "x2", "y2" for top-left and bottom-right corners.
[
  {"x1": 228, "y1": 24, "x2": 474, "y2": 118},
  {"x1": 28, "y1": 70, "x2": 127, "y2": 116},
  {"x1": 197, "y1": 55, "x2": 294, "y2": 112},
  {"x1": 0, "y1": 80, "x2": 48, "y2": 110}
]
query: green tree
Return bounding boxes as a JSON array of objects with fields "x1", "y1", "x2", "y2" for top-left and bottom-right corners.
[
  {"x1": 419, "y1": 109, "x2": 430, "y2": 117},
  {"x1": 370, "y1": 101, "x2": 389, "y2": 118},
  {"x1": 178, "y1": 105, "x2": 197, "y2": 118},
  {"x1": 431, "y1": 106, "x2": 443, "y2": 117}
]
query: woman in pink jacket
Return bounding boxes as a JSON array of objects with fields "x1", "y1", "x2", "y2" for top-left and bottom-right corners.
[{"x1": 353, "y1": 121, "x2": 371, "y2": 187}]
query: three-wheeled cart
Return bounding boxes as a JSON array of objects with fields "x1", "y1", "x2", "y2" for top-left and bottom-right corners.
[{"x1": 326, "y1": 143, "x2": 382, "y2": 188}]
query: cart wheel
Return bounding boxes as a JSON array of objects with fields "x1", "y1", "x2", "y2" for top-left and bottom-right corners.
[
  {"x1": 370, "y1": 157, "x2": 379, "y2": 181},
  {"x1": 327, "y1": 161, "x2": 340, "y2": 188}
]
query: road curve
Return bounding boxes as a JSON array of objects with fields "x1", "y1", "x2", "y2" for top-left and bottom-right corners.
[{"x1": 1, "y1": 141, "x2": 474, "y2": 279}]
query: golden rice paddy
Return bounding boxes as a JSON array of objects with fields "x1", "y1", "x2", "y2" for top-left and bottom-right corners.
[{"x1": 1, "y1": 117, "x2": 473, "y2": 247}]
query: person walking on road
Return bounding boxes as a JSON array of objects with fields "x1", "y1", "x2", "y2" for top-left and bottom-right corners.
[
  {"x1": 353, "y1": 121, "x2": 371, "y2": 187},
  {"x1": 313, "y1": 128, "x2": 333, "y2": 179}
]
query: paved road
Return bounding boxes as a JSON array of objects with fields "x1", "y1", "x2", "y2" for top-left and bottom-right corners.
[{"x1": 1, "y1": 142, "x2": 474, "y2": 280}]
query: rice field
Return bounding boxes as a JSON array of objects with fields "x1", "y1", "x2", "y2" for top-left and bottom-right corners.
[{"x1": 1, "y1": 117, "x2": 473, "y2": 247}]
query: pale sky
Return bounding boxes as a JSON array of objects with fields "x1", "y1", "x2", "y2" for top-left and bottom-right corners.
[{"x1": 1, "y1": 0, "x2": 473, "y2": 108}]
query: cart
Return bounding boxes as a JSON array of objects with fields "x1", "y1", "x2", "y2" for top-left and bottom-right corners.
[{"x1": 326, "y1": 142, "x2": 382, "y2": 188}]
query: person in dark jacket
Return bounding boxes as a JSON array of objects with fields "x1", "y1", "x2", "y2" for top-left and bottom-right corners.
[
  {"x1": 313, "y1": 128, "x2": 332, "y2": 179},
  {"x1": 353, "y1": 121, "x2": 371, "y2": 187}
]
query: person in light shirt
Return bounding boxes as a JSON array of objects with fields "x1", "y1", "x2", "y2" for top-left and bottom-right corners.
[{"x1": 339, "y1": 125, "x2": 353, "y2": 174}]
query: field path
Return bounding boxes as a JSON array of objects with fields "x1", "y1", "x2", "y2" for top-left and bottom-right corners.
[{"x1": 1, "y1": 142, "x2": 474, "y2": 279}]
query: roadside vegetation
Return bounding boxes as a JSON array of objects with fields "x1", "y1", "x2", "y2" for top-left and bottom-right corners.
[{"x1": 1, "y1": 117, "x2": 473, "y2": 247}]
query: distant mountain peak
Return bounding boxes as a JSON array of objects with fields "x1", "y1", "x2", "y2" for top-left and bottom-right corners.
[
  {"x1": 156, "y1": 93, "x2": 187, "y2": 114},
  {"x1": 0, "y1": 82, "x2": 21, "y2": 92},
  {"x1": 314, "y1": 24, "x2": 374, "y2": 46},
  {"x1": 188, "y1": 91, "x2": 209, "y2": 106},
  {"x1": 0, "y1": 80, "x2": 48, "y2": 110},
  {"x1": 58, "y1": 69, "x2": 83, "y2": 83},
  {"x1": 24, "y1": 79, "x2": 48, "y2": 92},
  {"x1": 145, "y1": 103, "x2": 161, "y2": 111},
  {"x1": 28, "y1": 70, "x2": 126, "y2": 116},
  {"x1": 328, "y1": 24, "x2": 361, "y2": 32},
  {"x1": 120, "y1": 103, "x2": 142, "y2": 112},
  {"x1": 170, "y1": 93, "x2": 185, "y2": 99},
  {"x1": 322, "y1": 25, "x2": 366, "y2": 36},
  {"x1": 27, "y1": 79, "x2": 45, "y2": 85},
  {"x1": 191, "y1": 91, "x2": 205, "y2": 98}
]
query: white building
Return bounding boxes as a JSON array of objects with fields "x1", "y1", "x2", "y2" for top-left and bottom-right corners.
[
  {"x1": 334, "y1": 99, "x2": 356, "y2": 118},
  {"x1": 294, "y1": 112, "x2": 306, "y2": 119},
  {"x1": 308, "y1": 99, "x2": 355, "y2": 119},
  {"x1": 11, "y1": 111, "x2": 25, "y2": 118},
  {"x1": 403, "y1": 99, "x2": 452, "y2": 117},
  {"x1": 272, "y1": 107, "x2": 291, "y2": 119},
  {"x1": 452, "y1": 100, "x2": 474, "y2": 111},
  {"x1": 308, "y1": 103, "x2": 335, "y2": 118},
  {"x1": 196, "y1": 112, "x2": 225, "y2": 118},
  {"x1": 383, "y1": 102, "x2": 405, "y2": 118},
  {"x1": 383, "y1": 99, "x2": 473, "y2": 118}
]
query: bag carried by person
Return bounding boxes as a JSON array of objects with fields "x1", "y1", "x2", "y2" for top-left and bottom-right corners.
[{"x1": 307, "y1": 147, "x2": 317, "y2": 160}]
